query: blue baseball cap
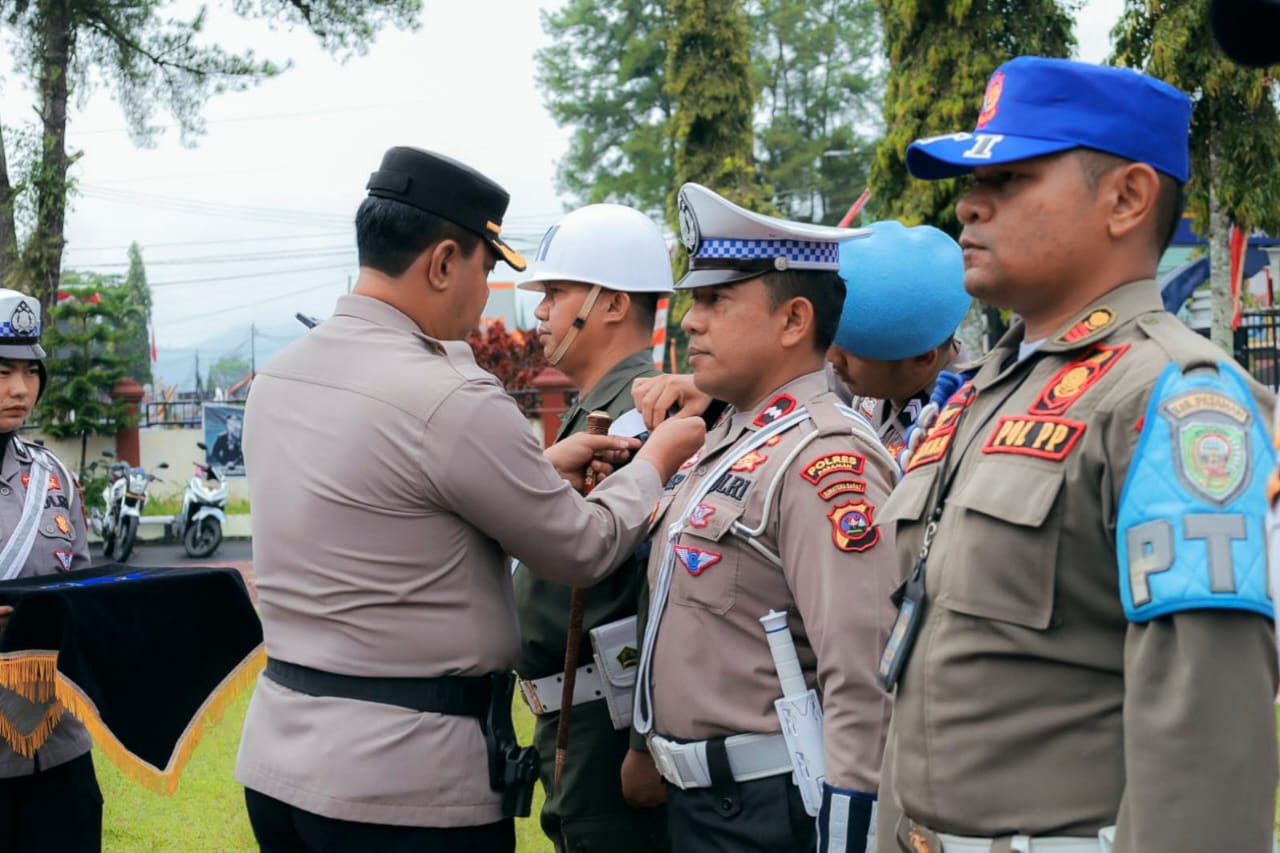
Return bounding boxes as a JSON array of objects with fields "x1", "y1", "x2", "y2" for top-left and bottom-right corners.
[
  {"x1": 833, "y1": 221, "x2": 968, "y2": 361},
  {"x1": 906, "y1": 57, "x2": 1192, "y2": 183}
]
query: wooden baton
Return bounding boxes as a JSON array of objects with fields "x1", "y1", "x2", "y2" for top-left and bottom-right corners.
[{"x1": 553, "y1": 409, "x2": 613, "y2": 786}]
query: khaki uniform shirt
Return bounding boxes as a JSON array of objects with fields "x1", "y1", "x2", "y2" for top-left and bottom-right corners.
[
  {"x1": 235, "y1": 295, "x2": 662, "y2": 827},
  {"x1": 644, "y1": 371, "x2": 898, "y2": 793},
  {"x1": 0, "y1": 435, "x2": 92, "y2": 777},
  {"x1": 877, "y1": 280, "x2": 1278, "y2": 851},
  {"x1": 852, "y1": 342, "x2": 970, "y2": 460}
]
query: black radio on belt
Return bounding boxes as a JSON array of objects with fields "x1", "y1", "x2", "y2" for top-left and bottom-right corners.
[{"x1": 481, "y1": 673, "x2": 539, "y2": 818}]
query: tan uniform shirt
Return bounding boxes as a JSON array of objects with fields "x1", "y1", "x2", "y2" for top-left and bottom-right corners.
[
  {"x1": 877, "y1": 280, "x2": 1278, "y2": 851},
  {"x1": 235, "y1": 295, "x2": 662, "y2": 828},
  {"x1": 0, "y1": 435, "x2": 92, "y2": 777},
  {"x1": 643, "y1": 371, "x2": 898, "y2": 793},
  {"x1": 852, "y1": 342, "x2": 970, "y2": 460}
]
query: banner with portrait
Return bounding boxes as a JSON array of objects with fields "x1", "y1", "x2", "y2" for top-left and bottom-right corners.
[{"x1": 202, "y1": 404, "x2": 246, "y2": 477}]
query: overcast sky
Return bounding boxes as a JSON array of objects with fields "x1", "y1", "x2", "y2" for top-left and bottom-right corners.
[{"x1": 0, "y1": 0, "x2": 1124, "y2": 353}]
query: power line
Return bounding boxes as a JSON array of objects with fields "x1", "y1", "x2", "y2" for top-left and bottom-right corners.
[
  {"x1": 77, "y1": 246, "x2": 355, "y2": 268},
  {"x1": 149, "y1": 262, "x2": 354, "y2": 288},
  {"x1": 63, "y1": 231, "x2": 351, "y2": 253},
  {"x1": 163, "y1": 279, "x2": 345, "y2": 325}
]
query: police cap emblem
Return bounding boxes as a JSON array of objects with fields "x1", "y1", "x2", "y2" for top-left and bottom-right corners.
[
  {"x1": 9, "y1": 301, "x2": 37, "y2": 338},
  {"x1": 677, "y1": 190, "x2": 701, "y2": 254}
]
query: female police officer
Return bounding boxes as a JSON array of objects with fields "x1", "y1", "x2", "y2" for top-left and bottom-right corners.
[{"x1": 0, "y1": 288, "x2": 96, "y2": 851}]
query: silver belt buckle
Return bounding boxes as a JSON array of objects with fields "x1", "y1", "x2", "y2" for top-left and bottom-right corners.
[{"x1": 517, "y1": 678, "x2": 546, "y2": 715}]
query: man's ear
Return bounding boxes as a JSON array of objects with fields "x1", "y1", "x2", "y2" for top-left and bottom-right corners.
[
  {"x1": 422, "y1": 240, "x2": 463, "y2": 292},
  {"x1": 1103, "y1": 162, "x2": 1161, "y2": 243},
  {"x1": 600, "y1": 290, "x2": 631, "y2": 326},
  {"x1": 778, "y1": 296, "x2": 816, "y2": 349}
]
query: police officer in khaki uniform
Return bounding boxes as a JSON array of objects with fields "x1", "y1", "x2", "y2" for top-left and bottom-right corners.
[
  {"x1": 634, "y1": 184, "x2": 899, "y2": 853},
  {"x1": 0, "y1": 289, "x2": 96, "y2": 851},
  {"x1": 235, "y1": 147, "x2": 704, "y2": 853},
  {"x1": 513, "y1": 203, "x2": 672, "y2": 853},
  {"x1": 875, "y1": 57, "x2": 1278, "y2": 853},
  {"x1": 826, "y1": 221, "x2": 970, "y2": 463}
]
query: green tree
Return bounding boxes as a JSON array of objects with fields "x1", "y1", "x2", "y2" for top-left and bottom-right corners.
[
  {"x1": 1113, "y1": 1, "x2": 1280, "y2": 353},
  {"x1": 869, "y1": 0, "x2": 1074, "y2": 235},
  {"x1": 36, "y1": 279, "x2": 140, "y2": 474},
  {"x1": 0, "y1": 0, "x2": 422, "y2": 311},
  {"x1": 536, "y1": 0, "x2": 882, "y2": 222},
  {"x1": 207, "y1": 355, "x2": 251, "y2": 396},
  {"x1": 117, "y1": 242, "x2": 153, "y2": 387}
]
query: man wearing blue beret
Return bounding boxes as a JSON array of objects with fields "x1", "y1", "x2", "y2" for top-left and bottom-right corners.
[
  {"x1": 826, "y1": 221, "x2": 970, "y2": 466},
  {"x1": 874, "y1": 56, "x2": 1278, "y2": 852}
]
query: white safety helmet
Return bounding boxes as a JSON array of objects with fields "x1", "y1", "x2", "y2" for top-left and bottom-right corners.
[{"x1": 518, "y1": 204, "x2": 674, "y2": 294}]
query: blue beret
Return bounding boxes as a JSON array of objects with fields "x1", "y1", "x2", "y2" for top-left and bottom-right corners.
[
  {"x1": 833, "y1": 221, "x2": 967, "y2": 361},
  {"x1": 906, "y1": 56, "x2": 1192, "y2": 183}
]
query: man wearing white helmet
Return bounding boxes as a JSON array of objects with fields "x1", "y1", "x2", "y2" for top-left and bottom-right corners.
[{"x1": 513, "y1": 203, "x2": 673, "y2": 853}]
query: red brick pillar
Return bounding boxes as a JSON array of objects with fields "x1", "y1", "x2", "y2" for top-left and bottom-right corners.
[
  {"x1": 531, "y1": 366, "x2": 574, "y2": 448},
  {"x1": 110, "y1": 378, "x2": 146, "y2": 466}
]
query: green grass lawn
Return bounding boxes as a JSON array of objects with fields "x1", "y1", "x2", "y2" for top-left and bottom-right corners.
[
  {"x1": 97, "y1": 686, "x2": 553, "y2": 852},
  {"x1": 94, "y1": 697, "x2": 1280, "y2": 849}
]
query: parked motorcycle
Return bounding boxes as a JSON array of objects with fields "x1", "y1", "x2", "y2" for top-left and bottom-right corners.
[
  {"x1": 89, "y1": 450, "x2": 168, "y2": 562},
  {"x1": 170, "y1": 442, "x2": 228, "y2": 558}
]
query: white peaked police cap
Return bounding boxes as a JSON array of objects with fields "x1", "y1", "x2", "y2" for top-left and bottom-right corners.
[{"x1": 675, "y1": 182, "x2": 870, "y2": 289}]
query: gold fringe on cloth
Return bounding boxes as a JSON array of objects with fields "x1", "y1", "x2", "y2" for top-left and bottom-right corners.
[{"x1": 0, "y1": 644, "x2": 266, "y2": 795}]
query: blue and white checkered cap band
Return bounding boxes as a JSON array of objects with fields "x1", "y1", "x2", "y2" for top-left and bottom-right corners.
[
  {"x1": 0, "y1": 322, "x2": 35, "y2": 340},
  {"x1": 694, "y1": 238, "x2": 839, "y2": 267}
]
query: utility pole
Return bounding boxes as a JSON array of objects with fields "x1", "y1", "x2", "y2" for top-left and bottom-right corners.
[
  {"x1": 194, "y1": 351, "x2": 202, "y2": 399},
  {"x1": 251, "y1": 323, "x2": 257, "y2": 376}
]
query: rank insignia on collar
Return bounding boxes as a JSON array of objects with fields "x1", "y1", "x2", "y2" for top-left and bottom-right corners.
[
  {"x1": 679, "y1": 448, "x2": 703, "y2": 470},
  {"x1": 859, "y1": 397, "x2": 879, "y2": 418},
  {"x1": 828, "y1": 500, "x2": 879, "y2": 552},
  {"x1": 1031, "y1": 344, "x2": 1129, "y2": 416},
  {"x1": 753, "y1": 394, "x2": 796, "y2": 428},
  {"x1": 1160, "y1": 390, "x2": 1253, "y2": 506},
  {"x1": 688, "y1": 503, "x2": 716, "y2": 528},
  {"x1": 801, "y1": 452, "x2": 865, "y2": 484},
  {"x1": 982, "y1": 414, "x2": 1085, "y2": 460},
  {"x1": 21, "y1": 474, "x2": 61, "y2": 491},
  {"x1": 54, "y1": 514, "x2": 71, "y2": 535},
  {"x1": 731, "y1": 450, "x2": 768, "y2": 472},
  {"x1": 674, "y1": 544, "x2": 722, "y2": 576},
  {"x1": 1056, "y1": 306, "x2": 1115, "y2": 344},
  {"x1": 907, "y1": 827, "x2": 934, "y2": 853},
  {"x1": 54, "y1": 550, "x2": 73, "y2": 571},
  {"x1": 817, "y1": 479, "x2": 866, "y2": 501}
]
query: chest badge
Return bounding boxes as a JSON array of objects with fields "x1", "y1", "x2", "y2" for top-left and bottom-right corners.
[
  {"x1": 674, "y1": 545, "x2": 722, "y2": 576},
  {"x1": 54, "y1": 514, "x2": 71, "y2": 535},
  {"x1": 1031, "y1": 344, "x2": 1128, "y2": 416},
  {"x1": 54, "y1": 550, "x2": 74, "y2": 571},
  {"x1": 828, "y1": 500, "x2": 879, "y2": 552},
  {"x1": 687, "y1": 503, "x2": 716, "y2": 528},
  {"x1": 730, "y1": 450, "x2": 768, "y2": 473}
]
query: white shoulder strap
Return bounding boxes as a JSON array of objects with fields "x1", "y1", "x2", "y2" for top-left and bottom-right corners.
[{"x1": 0, "y1": 453, "x2": 53, "y2": 581}]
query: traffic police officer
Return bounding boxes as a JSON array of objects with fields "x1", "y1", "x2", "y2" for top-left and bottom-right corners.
[
  {"x1": 634, "y1": 183, "x2": 899, "y2": 853},
  {"x1": 0, "y1": 289, "x2": 96, "y2": 852},
  {"x1": 235, "y1": 147, "x2": 703, "y2": 853},
  {"x1": 514, "y1": 203, "x2": 673, "y2": 852},
  {"x1": 826, "y1": 221, "x2": 970, "y2": 463},
  {"x1": 875, "y1": 57, "x2": 1278, "y2": 852}
]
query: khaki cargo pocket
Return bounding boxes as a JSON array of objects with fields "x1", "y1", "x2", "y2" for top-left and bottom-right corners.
[
  {"x1": 935, "y1": 461, "x2": 1064, "y2": 629},
  {"x1": 878, "y1": 466, "x2": 939, "y2": 528},
  {"x1": 669, "y1": 497, "x2": 744, "y2": 616}
]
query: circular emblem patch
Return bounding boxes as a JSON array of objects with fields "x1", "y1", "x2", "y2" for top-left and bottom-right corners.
[
  {"x1": 677, "y1": 192, "x2": 701, "y2": 254},
  {"x1": 977, "y1": 71, "x2": 1005, "y2": 128},
  {"x1": 9, "y1": 301, "x2": 37, "y2": 337},
  {"x1": 1182, "y1": 424, "x2": 1246, "y2": 501},
  {"x1": 827, "y1": 500, "x2": 879, "y2": 552}
]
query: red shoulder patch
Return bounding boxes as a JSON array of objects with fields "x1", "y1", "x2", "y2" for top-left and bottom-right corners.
[
  {"x1": 1029, "y1": 344, "x2": 1128, "y2": 416},
  {"x1": 828, "y1": 501, "x2": 879, "y2": 552},
  {"x1": 906, "y1": 383, "x2": 975, "y2": 471},
  {"x1": 801, "y1": 452, "x2": 865, "y2": 484}
]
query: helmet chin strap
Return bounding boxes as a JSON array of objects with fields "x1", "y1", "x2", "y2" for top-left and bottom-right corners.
[{"x1": 547, "y1": 285, "x2": 603, "y2": 367}]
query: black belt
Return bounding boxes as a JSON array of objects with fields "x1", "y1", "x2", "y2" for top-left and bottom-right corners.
[{"x1": 264, "y1": 658, "x2": 492, "y2": 717}]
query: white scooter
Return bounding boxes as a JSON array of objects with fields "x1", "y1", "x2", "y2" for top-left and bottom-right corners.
[
  {"x1": 170, "y1": 442, "x2": 228, "y2": 558},
  {"x1": 90, "y1": 450, "x2": 167, "y2": 562}
]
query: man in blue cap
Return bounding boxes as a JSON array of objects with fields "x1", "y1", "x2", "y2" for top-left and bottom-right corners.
[
  {"x1": 826, "y1": 221, "x2": 970, "y2": 465},
  {"x1": 633, "y1": 183, "x2": 899, "y2": 853},
  {"x1": 874, "y1": 57, "x2": 1277, "y2": 852}
]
